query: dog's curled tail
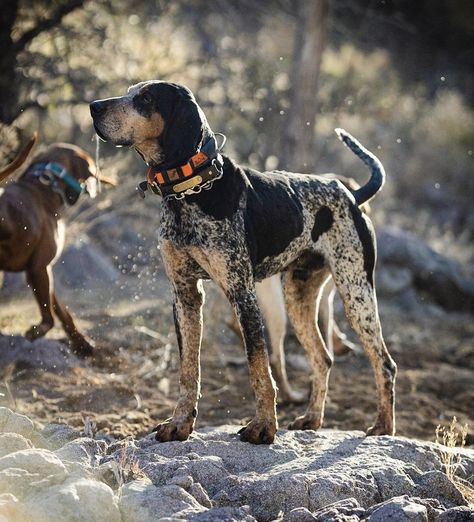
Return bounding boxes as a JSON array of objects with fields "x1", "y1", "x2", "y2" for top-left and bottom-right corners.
[
  {"x1": 0, "y1": 132, "x2": 38, "y2": 183},
  {"x1": 335, "y1": 128, "x2": 385, "y2": 206}
]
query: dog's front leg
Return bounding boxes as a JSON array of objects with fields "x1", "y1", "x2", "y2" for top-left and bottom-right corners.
[
  {"x1": 51, "y1": 292, "x2": 94, "y2": 357},
  {"x1": 154, "y1": 277, "x2": 205, "y2": 442},
  {"x1": 230, "y1": 288, "x2": 278, "y2": 444},
  {"x1": 25, "y1": 266, "x2": 54, "y2": 341}
]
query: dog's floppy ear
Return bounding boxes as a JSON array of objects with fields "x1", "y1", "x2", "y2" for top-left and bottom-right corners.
[
  {"x1": 160, "y1": 93, "x2": 205, "y2": 164},
  {"x1": 0, "y1": 132, "x2": 37, "y2": 182}
]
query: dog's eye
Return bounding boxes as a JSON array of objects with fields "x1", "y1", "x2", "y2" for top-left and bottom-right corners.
[{"x1": 141, "y1": 92, "x2": 152, "y2": 104}]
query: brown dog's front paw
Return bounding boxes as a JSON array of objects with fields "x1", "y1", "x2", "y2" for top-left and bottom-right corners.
[
  {"x1": 70, "y1": 334, "x2": 94, "y2": 357},
  {"x1": 25, "y1": 323, "x2": 53, "y2": 341},
  {"x1": 287, "y1": 414, "x2": 322, "y2": 431},
  {"x1": 366, "y1": 418, "x2": 394, "y2": 436},
  {"x1": 238, "y1": 418, "x2": 276, "y2": 444},
  {"x1": 153, "y1": 418, "x2": 194, "y2": 442}
]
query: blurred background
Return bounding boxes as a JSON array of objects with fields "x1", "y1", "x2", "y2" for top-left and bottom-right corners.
[{"x1": 0, "y1": 1, "x2": 473, "y2": 442}]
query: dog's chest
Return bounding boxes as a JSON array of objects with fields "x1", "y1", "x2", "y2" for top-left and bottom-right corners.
[{"x1": 158, "y1": 201, "x2": 242, "y2": 250}]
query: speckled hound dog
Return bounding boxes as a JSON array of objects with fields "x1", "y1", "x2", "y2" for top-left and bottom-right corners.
[{"x1": 90, "y1": 81, "x2": 397, "y2": 445}]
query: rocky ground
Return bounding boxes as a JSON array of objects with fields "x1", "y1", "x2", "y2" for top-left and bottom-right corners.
[{"x1": 0, "y1": 407, "x2": 473, "y2": 521}]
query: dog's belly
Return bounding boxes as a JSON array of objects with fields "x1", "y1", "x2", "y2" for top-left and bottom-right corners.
[{"x1": 252, "y1": 233, "x2": 311, "y2": 281}]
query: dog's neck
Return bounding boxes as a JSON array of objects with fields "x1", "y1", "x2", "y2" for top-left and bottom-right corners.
[{"x1": 20, "y1": 178, "x2": 66, "y2": 217}]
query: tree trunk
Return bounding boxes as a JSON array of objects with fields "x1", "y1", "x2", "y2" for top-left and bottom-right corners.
[
  {"x1": 0, "y1": 0, "x2": 20, "y2": 124},
  {"x1": 281, "y1": 0, "x2": 329, "y2": 171}
]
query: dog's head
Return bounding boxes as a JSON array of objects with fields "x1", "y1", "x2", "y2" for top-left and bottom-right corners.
[
  {"x1": 33, "y1": 144, "x2": 115, "y2": 201},
  {"x1": 89, "y1": 81, "x2": 209, "y2": 167}
]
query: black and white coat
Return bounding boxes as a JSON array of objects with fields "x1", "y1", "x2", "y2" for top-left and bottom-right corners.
[{"x1": 90, "y1": 81, "x2": 396, "y2": 444}]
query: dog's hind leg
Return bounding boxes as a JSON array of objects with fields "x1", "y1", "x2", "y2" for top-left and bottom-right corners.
[
  {"x1": 326, "y1": 205, "x2": 396, "y2": 435},
  {"x1": 283, "y1": 266, "x2": 333, "y2": 431},
  {"x1": 25, "y1": 266, "x2": 55, "y2": 340},
  {"x1": 51, "y1": 292, "x2": 94, "y2": 356}
]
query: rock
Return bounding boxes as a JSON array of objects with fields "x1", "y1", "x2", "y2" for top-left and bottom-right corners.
[
  {"x1": 0, "y1": 335, "x2": 81, "y2": 372},
  {"x1": 189, "y1": 482, "x2": 213, "y2": 508},
  {"x1": 0, "y1": 408, "x2": 35, "y2": 439},
  {"x1": 7, "y1": 476, "x2": 121, "y2": 522},
  {"x1": 106, "y1": 426, "x2": 474, "y2": 522},
  {"x1": 0, "y1": 433, "x2": 32, "y2": 458},
  {"x1": 54, "y1": 237, "x2": 119, "y2": 290},
  {"x1": 436, "y1": 506, "x2": 474, "y2": 521},
  {"x1": 377, "y1": 227, "x2": 474, "y2": 312},
  {"x1": 310, "y1": 498, "x2": 365, "y2": 521},
  {"x1": 42, "y1": 423, "x2": 82, "y2": 450},
  {"x1": 0, "y1": 408, "x2": 46, "y2": 447},
  {"x1": 284, "y1": 507, "x2": 317, "y2": 521},
  {"x1": 0, "y1": 272, "x2": 25, "y2": 294},
  {"x1": 55, "y1": 438, "x2": 106, "y2": 471},
  {"x1": 365, "y1": 496, "x2": 428, "y2": 521},
  {"x1": 188, "y1": 505, "x2": 256, "y2": 521},
  {"x1": 119, "y1": 480, "x2": 206, "y2": 521},
  {"x1": 0, "y1": 410, "x2": 472, "y2": 522},
  {"x1": 414, "y1": 470, "x2": 466, "y2": 508},
  {"x1": 377, "y1": 265, "x2": 413, "y2": 296},
  {"x1": 0, "y1": 448, "x2": 67, "y2": 478}
]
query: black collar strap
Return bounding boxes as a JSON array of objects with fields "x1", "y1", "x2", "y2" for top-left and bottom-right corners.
[{"x1": 137, "y1": 134, "x2": 226, "y2": 200}]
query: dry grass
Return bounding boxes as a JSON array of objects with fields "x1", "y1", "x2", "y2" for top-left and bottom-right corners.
[
  {"x1": 114, "y1": 444, "x2": 148, "y2": 490},
  {"x1": 435, "y1": 417, "x2": 474, "y2": 505}
]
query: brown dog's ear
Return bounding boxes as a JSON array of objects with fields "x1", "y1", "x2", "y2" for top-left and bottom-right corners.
[
  {"x1": 160, "y1": 93, "x2": 205, "y2": 164},
  {"x1": 0, "y1": 132, "x2": 37, "y2": 182}
]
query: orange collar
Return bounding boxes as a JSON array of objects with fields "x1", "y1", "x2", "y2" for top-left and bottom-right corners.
[
  {"x1": 138, "y1": 135, "x2": 225, "y2": 200},
  {"x1": 147, "y1": 147, "x2": 212, "y2": 187}
]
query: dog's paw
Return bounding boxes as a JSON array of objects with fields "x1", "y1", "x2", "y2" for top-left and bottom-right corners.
[
  {"x1": 70, "y1": 334, "x2": 94, "y2": 357},
  {"x1": 153, "y1": 418, "x2": 194, "y2": 442},
  {"x1": 366, "y1": 419, "x2": 394, "y2": 436},
  {"x1": 238, "y1": 418, "x2": 276, "y2": 444},
  {"x1": 25, "y1": 323, "x2": 53, "y2": 341},
  {"x1": 287, "y1": 414, "x2": 322, "y2": 431}
]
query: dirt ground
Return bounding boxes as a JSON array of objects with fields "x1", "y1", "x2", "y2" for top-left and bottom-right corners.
[{"x1": 1, "y1": 263, "x2": 472, "y2": 447}]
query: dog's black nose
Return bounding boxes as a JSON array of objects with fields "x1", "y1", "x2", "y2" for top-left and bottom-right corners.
[{"x1": 90, "y1": 101, "x2": 106, "y2": 116}]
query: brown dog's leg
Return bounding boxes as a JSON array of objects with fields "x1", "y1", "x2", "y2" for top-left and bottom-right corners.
[
  {"x1": 283, "y1": 268, "x2": 333, "y2": 431},
  {"x1": 256, "y1": 276, "x2": 305, "y2": 404},
  {"x1": 231, "y1": 288, "x2": 277, "y2": 444},
  {"x1": 25, "y1": 267, "x2": 54, "y2": 340},
  {"x1": 154, "y1": 277, "x2": 205, "y2": 442},
  {"x1": 51, "y1": 292, "x2": 94, "y2": 356},
  {"x1": 318, "y1": 280, "x2": 357, "y2": 357}
]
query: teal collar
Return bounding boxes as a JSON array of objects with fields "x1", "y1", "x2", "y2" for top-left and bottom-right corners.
[{"x1": 26, "y1": 162, "x2": 84, "y2": 206}]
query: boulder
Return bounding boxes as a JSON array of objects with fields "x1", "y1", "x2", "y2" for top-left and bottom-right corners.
[
  {"x1": 53, "y1": 236, "x2": 119, "y2": 290},
  {"x1": 106, "y1": 426, "x2": 474, "y2": 522},
  {"x1": 377, "y1": 227, "x2": 474, "y2": 312},
  {"x1": 0, "y1": 334, "x2": 81, "y2": 372},
  {"x1": 0, "y1": 409, "x2": 472, "y2": 522}
]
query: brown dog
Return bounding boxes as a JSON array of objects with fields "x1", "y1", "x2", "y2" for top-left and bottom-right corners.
[{"x1": 0, "y1": 138, "x2": 112, "y2": 355}]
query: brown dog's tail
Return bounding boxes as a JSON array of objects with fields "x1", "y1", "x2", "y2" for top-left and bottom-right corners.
[
  {"x1": 0, "y1": 132, "x2": 38, "y2": 182},
  {"x1": 335, "y1": 128, "x2": 386, "y2": 206}
]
